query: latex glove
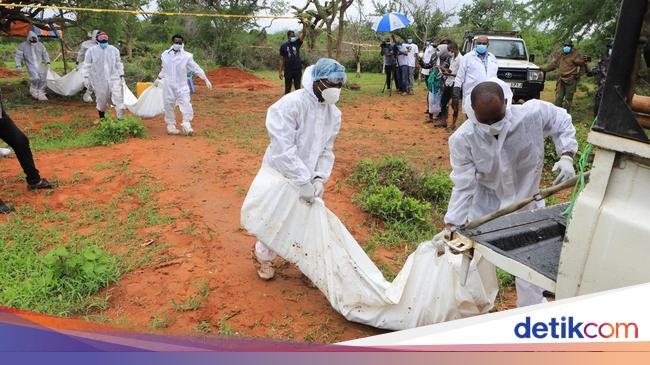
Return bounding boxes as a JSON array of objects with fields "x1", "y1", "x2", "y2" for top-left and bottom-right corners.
[
  {"x1": 313, "y1": 179, "x2": 324, "y2": 198},
  {"x1": 205, "y1": 79, "x2": 213, "y2": 90},
  {"x1": 552, "y1": 155, "x2": 575, "y2": 185},
  {"x1": 432, "y1": 228, "x2": 452, "y2": 256},
  {"x1": 452, "y1": 86, "x2": 461, "y2": 98},
  {"x1": 83, "y1": 77, "x2": 90, "y2": 89},
  {"x1": 299, "y1": 183, "x2": 316, "y2": 204},
  {"x1": 153, "y1": 78, "x2": 161, "y2": 87}
]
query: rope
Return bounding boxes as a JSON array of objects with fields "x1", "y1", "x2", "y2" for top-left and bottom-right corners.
[
  {"x1": 563, "y1": 118, "x2": 596, "y2": 219},
  {"x1": 0, "y1": 2, "x2": 298, "y2": 19}
]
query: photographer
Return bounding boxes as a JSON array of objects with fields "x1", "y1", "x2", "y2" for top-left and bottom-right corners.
[{"x1": 380, "y1": 38, "x2": 399, "y2": 93}]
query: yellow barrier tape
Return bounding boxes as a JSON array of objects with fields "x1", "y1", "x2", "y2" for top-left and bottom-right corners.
[{"x1": 0, "y1": 2, "x2": 298, "y2": 19}]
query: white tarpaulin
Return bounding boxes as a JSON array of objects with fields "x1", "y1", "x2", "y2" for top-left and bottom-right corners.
[
  {"x1": 123, "y1": 82, "x2": 165, "y2": 119},
  {"x1": 46, "y1": 69, "x2": 85, "y2": 96},
  {"x1": 241, "y1": 165, "x2": 499, "y2": 331}
]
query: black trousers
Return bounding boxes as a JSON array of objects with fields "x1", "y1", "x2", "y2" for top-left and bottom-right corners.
[
  {"x1": 440, "y1": 85, "x2": 459, "y2": 118},
  {"x1": 0, "y1": 111, "x2": 41, "y2": 185},
  {"x1": 284, "y1": 69, "x2": 302, "y2": 94},
  {"x1": 384, "y1": 64, "x2": 398, "y2": 90}
]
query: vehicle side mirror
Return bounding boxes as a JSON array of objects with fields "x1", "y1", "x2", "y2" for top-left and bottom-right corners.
[{"x1": 529, "y1": 54, "x2": 535, "y2": 63}]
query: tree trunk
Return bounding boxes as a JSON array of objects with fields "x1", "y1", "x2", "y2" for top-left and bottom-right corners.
[
  {"x1": 335, "y1": 16, "x2": 345, "y2": 59},
  {"x1": 326, "y1": 25, "x2": 334, "y2": 58}
]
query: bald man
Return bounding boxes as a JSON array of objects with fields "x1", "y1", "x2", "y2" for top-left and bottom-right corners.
[{"x1": 434, "y1": 79, "x2": 578, "y2": 307}]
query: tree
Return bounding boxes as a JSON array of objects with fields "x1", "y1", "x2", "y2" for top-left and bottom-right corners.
[
  {"x1": 397, "y1": 0, "x2": 450, "y2": 43},
  {"x1": 292, "y1": 0, "x2": 357, "y2": 58},
  {"x1": 527, "y1": 0, "x2": 622, "y2": 43},
  {"x1": 457, "y1": 0, "x2": 528, "y2": 32},
  {"x1": 345, "y1": 0, "x2": 377, "y2": 76}
]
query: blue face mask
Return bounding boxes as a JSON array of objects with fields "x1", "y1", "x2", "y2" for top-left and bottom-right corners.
[
  {"x1": 99, "y1": 43, "x2": 108, "y2": 49},
  {"x1": 290, "y1": 36, "x2": 297, "y2": 43},
  {"x1": 406, "y1": 38, "x2": 413, "y2": 44},
  {"x1": 563, "y1": 46, "x2": 572, "y2": 54},
  {"x1": 476, "y1": 44, "x2": 488, "y2": 54}
]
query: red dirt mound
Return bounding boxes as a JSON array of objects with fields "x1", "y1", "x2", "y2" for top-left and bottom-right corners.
[
  {"x1": 204, "y1": 67, "x2": 271, "y2": 91},
  {"x1": 0, "y1": 67, "x2": 20, "y2": 78}
]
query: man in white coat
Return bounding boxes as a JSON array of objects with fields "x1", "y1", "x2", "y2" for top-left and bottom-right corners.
[
  {"x1": 82, "y1": 32, "x2": 126, "y2": 119},
  {"x1": 77, "y1": 29, "x2": 99, "y2": 103},
  {"x1": 436, "y1": 79, "x2": 578, "y2": 307},
  {"x1": 15, "y1": 31, "x2": 51, "y2": 101},
  {"x1": 453, "y1": 36, "x2": 499, "y2": 114},
  {"x1": 252, "y1": 58, "x2": 346, "y2": 280},
  {"x1": 155, "y1": 34, "x2": 212, "y2": 136}
]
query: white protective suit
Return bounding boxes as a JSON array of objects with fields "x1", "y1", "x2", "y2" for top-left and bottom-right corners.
[
  {"x1": 15, "y1": 31, "x2": 51, "y2": 100},
  {"x1": 445, "y1": 78, "x2": 578, "y2": 307},
  {"x1": 254, "y1": 65, "x2": 341, "y2": 263},
  {"x1": 82, "y1": 44, "x2": 125, "y2": 118},
  {"x1": 158, "y1": 47, "x2": 209, "y2": 133},
  {"x1": 454, "y1": 49, "x2": 499, "y2": 112},
  {"x1": 77, "y1": 30, "x2": 99, "y2": 102},
  {"x1": 420, "y1": 44, "x2": 437, "y2": 76}
]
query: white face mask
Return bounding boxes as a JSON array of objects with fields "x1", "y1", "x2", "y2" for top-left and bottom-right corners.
[
  {"x1": 172, "y1": 44, "x2": 183, "y2": 52},
  {"x1": 321, "y1": 87, "x2": 341, "y2": 104},
  {"x1": 476, "y1": 118, "x2": 507, "y2": 136}
]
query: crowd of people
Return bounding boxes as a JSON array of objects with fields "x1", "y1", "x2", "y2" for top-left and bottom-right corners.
[{"x1": 2, "y1": 26, "x2": 615, "y2": 326}]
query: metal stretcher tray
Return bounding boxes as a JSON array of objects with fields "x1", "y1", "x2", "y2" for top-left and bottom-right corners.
[{"x1": 459, "y1": 204, "x2": 569, "y2": 286}]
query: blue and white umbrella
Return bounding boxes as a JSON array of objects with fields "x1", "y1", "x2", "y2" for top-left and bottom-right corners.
[{"x1": 372, "y1": 12, "x2": 411, "y2": 33}]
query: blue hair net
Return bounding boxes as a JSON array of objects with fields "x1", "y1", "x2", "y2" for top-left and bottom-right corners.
[{"x1": 311, "y1": 58, "x2": 347, "y2": 84}]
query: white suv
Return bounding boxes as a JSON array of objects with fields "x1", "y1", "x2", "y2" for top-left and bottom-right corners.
[{"x1": 462, "y1": 31, "x2": 545, "y2": 100}]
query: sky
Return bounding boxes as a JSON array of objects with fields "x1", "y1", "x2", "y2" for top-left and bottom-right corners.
[{"x1": 256, "y1": 0, "x2": 474, "y2": 34}]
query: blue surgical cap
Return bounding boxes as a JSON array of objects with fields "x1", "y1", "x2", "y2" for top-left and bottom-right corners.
[{"x1": 311, "y1": 58, "x2": 347, "y2": 84}]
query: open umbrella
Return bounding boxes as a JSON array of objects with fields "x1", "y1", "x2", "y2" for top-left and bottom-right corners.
[{"x1": 372, "y1": 12, "x2": 411, "y2": 33}]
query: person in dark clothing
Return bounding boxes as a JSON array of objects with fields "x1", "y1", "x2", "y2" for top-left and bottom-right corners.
[
  {"x1": 380, "y1": 38, "x2": 399, "y2": 93},
  {"x1": 0, "y1": 90, "x2": 54, "y2": 213},
  {"x1": 279, "y1": 19, "x2": 307, "y2": 94},
  {"x1": 587, "y1": 45, "x2": 611, "y2": 115}
]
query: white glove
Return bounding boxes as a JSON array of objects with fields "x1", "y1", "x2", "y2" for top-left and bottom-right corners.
[
  {"x1": 432, "y1": 228, "x2": 452, "y2": 255},
  {"x1": 153, "y1": 78, "x2": 161, "y2": 87},
  {"x1": 313, "y1": 179, "x2": 324, "y2": 198},
  {"x1": 205, "y1": 79, "x2": 213, "y2": 90},
  {"x1": 299, "y1": 183, "x2": 316, "y2": 204},
  {"x1": 552, "y1": 155, "x2": 575, "y2": 185}
]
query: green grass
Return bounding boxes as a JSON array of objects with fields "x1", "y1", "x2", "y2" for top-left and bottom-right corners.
[
  {"x1": 13, "y1": 116, "x2": 147, "y2": 152},
  {"x1": 0, "y1": 170, "x2": 176, "y2": 317}
]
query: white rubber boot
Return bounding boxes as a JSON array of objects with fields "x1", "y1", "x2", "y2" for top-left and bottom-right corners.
[
  {"x1": 257, "y1": 261, "x2": 275, "y2": 280},
  {"x1": 82, "y1": 90, "x2": 93, "y2": 103},
  {"x1": 166, "y1": 125, "x2": 180, "y2": 135},
  {"x1": 181, "y1": 121, "x2": 194, "y2": 136},
  {"x1": 37, "y1": 91, "x2": 48, "y2": 101},
  {"x1": 0, "y1": 148, "x2": 13, "y2": 157}
]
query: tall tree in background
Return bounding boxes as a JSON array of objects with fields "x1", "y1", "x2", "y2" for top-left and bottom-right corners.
[
  {"x1": 528, "y1": 0, "x2": 622, "y2": 43},
  {"x1": 397, "y1": 0, "x2": 450, "y2": 43},
  {"x1": 457, "y1": 0, "x2": 528, "y2": 31}
]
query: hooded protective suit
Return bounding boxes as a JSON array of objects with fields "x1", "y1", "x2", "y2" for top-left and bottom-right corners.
[
  {"x1": 444, "y1": 78, "x2": 578, "y2": 307},
  {"x1": 82, "y1": 43, "x2": 125, "y2": 118},
  {"x1": 254, "y1": 63, "x2": 343, "y2": 265},
  {"x1": 158, "y1": 46, "x2": 210, "y2": 135},
  {"x1": 77, "y1": 30, "x2": 99, "y2": 102},
  {"x1": 15, "y1": 31, "x2": 50, "y2": 100}
]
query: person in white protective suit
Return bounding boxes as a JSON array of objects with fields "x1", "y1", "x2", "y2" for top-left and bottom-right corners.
[
  {"x1": 77, "y1": 29, "x2": 99, "y2": 103},
  {"x1": 82, "y1": 32, "x2": 126, "y2": 119},
  {"x1": 453, "y1": 36, "x2": 499, "y2": 114},
  {"x1": 434, "y1": 79, "x2": 578, "y2": 307},
  {"x1": 15, "y1": 31, "x2": 51, "y2": 101},
  {"x1": 155, "y1": 34, "x2": 213, "y2": 136},
  {"x1": 253, "y1": 58, "x2": 346, "y2": 280}
]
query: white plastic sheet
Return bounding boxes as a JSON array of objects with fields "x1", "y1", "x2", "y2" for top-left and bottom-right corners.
[
  {"x1": 241, "y1": 165, "x2": 499, "y2": 330},
  {"x1": 123, "y1": 82, "x2": 165, "y2": 119},
  {"x1": 46, "y1": 68, "x2": 85, "y2": 96}
]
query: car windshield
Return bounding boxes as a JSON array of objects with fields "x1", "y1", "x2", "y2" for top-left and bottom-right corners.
[{"x1": 476, "y1": 39, "x2": 527, "y2": 60}]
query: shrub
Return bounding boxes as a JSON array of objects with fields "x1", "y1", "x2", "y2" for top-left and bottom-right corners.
[
  {"x1": 42, "y1": 246, "x2": 119, "y2": 296},
  {"x1": 92, "y1": 115, "x2": 146, "y2": 146},
  {"x1": 363, "y1": 185, "x2": 432, "y2": 226}
]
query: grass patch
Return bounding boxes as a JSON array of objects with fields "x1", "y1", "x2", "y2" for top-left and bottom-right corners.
[
  {"x1": 0, "y1": 171, "x2": 176, "y2": 317},
  {"x1": 18, "y1": 116, "x2": 146, "y2": 152},
  {"x1": 349, "y1": 157, "x2": 452, "y2": 274}
]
